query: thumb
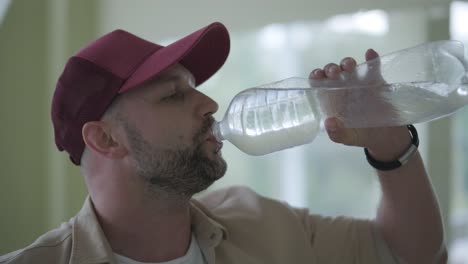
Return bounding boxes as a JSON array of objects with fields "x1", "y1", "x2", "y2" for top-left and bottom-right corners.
[{"x1": 324, "y1": 117, "x2": 361, "y2": 147}]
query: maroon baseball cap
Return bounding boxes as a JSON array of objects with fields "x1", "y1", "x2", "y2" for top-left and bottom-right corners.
[{"x1": 51, "y1": 22, "x2": 230, "y2": 165}]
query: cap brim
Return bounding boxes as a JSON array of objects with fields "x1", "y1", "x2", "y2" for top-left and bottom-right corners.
[{"x1": 119, "y1": 22, "x2": 230, "y2": 93}]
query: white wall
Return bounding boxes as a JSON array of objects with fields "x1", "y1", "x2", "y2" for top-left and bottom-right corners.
[{"x1": 97, "y1": 0, "x2": 450, "y2": 40}]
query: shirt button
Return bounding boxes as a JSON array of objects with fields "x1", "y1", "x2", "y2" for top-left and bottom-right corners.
[{"x1": 210, "y1": 233, "x2": 216, "y2": 240}]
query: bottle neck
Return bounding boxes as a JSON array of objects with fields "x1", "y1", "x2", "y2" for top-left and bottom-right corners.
[{"x1": 212, "y1": 121, "x2": 225, "y2": 142}]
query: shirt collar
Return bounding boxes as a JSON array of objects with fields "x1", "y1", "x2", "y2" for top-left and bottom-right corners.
[
  {"x1": 190, "y1": 199, "x2": 229, "y2": 247},
  {"x1": 68, "y1": 196, "x2": 227, "y2": 264},
  {"x1": 70, "y1": 196, "x2": 115, "y2": 264}
]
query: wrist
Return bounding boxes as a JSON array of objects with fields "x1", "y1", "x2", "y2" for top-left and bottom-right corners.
[
  {"x1": 367, "y1": 126, "x2": 412, "y2": 161},
  {"x1": 365, "y1": 125, "x2": 419, "y2": 171}
]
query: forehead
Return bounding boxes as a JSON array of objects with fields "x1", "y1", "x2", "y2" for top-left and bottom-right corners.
[
  {"x1": 150, "y1": 63, "x2": 195, "y2": 83},
  {"x1": 124, "y1": 63, "x2": 195, "y2": 97},
  {"x1": 149, "y1": 63, "x2": 195, "y2": 87}
]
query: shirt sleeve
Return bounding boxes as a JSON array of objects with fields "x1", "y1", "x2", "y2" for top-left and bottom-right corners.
[{"x1": 296, "y1": 208, "x2": 405, "y2": 264}]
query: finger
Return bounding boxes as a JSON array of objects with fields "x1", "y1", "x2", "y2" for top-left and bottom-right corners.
[
  {"x1": 365, "y1": 48, "x2": 379, "y2": 61},
  {"x1": 323, "y1": 63, "x2": 341, "y2": 79},
  {"x1": 340, "y1": 57, "x2": 357, "y2": 73},
  {"x1": 324, "y1": 117, "x2": 343, "y2": 143},
  {"x1": 324, "y1": 117, "x2": 360, "y2": 146},
  {"x1": 309, "y1": 68, "x2": 326, "y2": 80}
]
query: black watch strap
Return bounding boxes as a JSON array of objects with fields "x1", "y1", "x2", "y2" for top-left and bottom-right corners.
[{"x1": 364, "y1": 125, "x2": 419, "y2": 171}]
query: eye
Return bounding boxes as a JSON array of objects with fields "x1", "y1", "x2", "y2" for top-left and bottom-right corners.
[{"x1": 161, "y1": 90, "x2": 185, "y2": 102}]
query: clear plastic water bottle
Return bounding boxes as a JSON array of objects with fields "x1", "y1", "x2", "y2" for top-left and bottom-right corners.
[{"x1": 213, "y1": 40, "x2": 468, "y2": 155}]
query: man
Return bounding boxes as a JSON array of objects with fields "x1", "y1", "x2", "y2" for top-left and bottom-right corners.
[{"x1": 0, "y1": 22, "x2": 446, "y2": 263}]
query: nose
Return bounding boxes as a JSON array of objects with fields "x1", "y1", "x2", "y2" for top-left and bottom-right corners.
[{"x1": 194, "y1": 90, "x2": 219, "y2": 117}]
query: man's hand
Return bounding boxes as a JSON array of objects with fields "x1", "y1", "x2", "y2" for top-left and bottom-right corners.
[{"x1": 309, "y1": 49, "x2": 411, "y2": 161}]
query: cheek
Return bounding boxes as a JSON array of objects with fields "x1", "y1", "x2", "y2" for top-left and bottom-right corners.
[
  {"x1": 131, "y1": 105, "x2": 196, "y2": 145},
  {"x1": 150, "y1": 117, "x2": 194, "y2": 145}
]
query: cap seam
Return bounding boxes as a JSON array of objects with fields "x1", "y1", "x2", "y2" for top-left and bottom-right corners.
[
  {"x1": 77, "y1": 44, "x2": 158, "y2": 81},
  {"x1": 56, "y1": 57, "x2": 121, "y2": 122},
  {"x1": 121, "y1": 45, "x2": 160, "y2": 78},
  {"x1": 69, "y1": 56, "x2": 122, "y2": 79},
  {"x1": 121, "y1": 25, "x2": 219, "y2": 91},
  {"x1": 120, "y1": 50, "x2": 178, "y2": 91}
]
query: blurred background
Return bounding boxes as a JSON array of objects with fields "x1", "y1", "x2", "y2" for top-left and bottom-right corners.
[{"x1": 0, "y1": 0, "x2": 467, "y2": 262}]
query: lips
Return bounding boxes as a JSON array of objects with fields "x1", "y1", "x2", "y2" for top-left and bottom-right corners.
[
  {"x1": 197, "y1": 118, "x2": 223, "y2": 153},
  {"x1": 205, "y1": 133, "x2": 223, "y2": 153}
]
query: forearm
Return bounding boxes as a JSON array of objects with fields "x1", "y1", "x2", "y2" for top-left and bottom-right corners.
[
  {"x1": 376, "y1": 152, "x2": 445, "y2": 263},
  {"x1": 369, "y1": 130, "x2": 446, "y2": 263}
]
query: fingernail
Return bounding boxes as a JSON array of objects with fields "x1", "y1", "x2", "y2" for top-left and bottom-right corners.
[
  {"x1": 327, "y1": 65, "x2": 338, "y2": 74},
  {"x1": 312, "y1": 69, "x2": 320, "y2": 76},
  {"x1": 342, "y1": 58, "x2": 356, "y2": 69},
  {"x1": 368, "y1": 48, "x2": 379, "y2": 57}
]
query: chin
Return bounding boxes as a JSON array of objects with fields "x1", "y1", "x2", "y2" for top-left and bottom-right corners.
[{"x1": 206, "y1": 153, "x2": 228, "y2": 180}]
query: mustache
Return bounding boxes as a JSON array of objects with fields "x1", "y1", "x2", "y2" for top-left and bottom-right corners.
[{"x1": 193, "y1": 116, "x2": 215, "y2": 144}]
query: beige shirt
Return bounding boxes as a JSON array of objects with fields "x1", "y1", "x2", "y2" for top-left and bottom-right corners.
[{"x1": 0, "y1": 186, "x2": 401, "y2": 264}]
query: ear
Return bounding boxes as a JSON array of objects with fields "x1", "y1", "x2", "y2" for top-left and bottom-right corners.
[{"x1": 82, "y1": 121, "x2": 128, "y2": 161}]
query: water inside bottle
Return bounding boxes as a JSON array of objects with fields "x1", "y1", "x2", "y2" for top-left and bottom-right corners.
[
  {"x1": 314, "y1": 81, "x2": 468, "y2": 127},
  {"x1": 219, "y1": 88, "x2": 321, "y2": 155},
  {"x1": 381, "y1": 81, "x2": 468, "y2": 125}
]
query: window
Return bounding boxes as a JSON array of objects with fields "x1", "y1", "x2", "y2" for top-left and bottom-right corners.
[
  {"x1": 0, "y1": 0, "x2": 10, "y2": 26},
  {"x1": 450, "y1": 2, "x2": 468, "y2": 263}
]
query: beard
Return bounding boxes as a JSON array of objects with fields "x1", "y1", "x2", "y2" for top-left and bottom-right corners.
[{"x1": 122, "y1": 117, "x2": 227, "y2": 200}]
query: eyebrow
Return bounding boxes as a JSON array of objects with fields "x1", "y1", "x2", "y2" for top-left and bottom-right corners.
[{"x1": 155, "y1": 74, "x2": 195, "y2": 86}]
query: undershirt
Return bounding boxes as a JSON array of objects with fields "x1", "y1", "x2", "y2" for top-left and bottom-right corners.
[{"x1": 114, "y1": 234, "x2": 206, "y2": 264}]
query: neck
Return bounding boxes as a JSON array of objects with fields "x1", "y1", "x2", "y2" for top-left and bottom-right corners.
[{"x1": 92, "y1": 186, "x2": 193, "y2": 262}]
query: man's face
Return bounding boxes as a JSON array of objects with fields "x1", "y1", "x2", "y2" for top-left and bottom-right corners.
[{"x1": 115, "y1": 64, "x2": 227, "y2": 198}]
